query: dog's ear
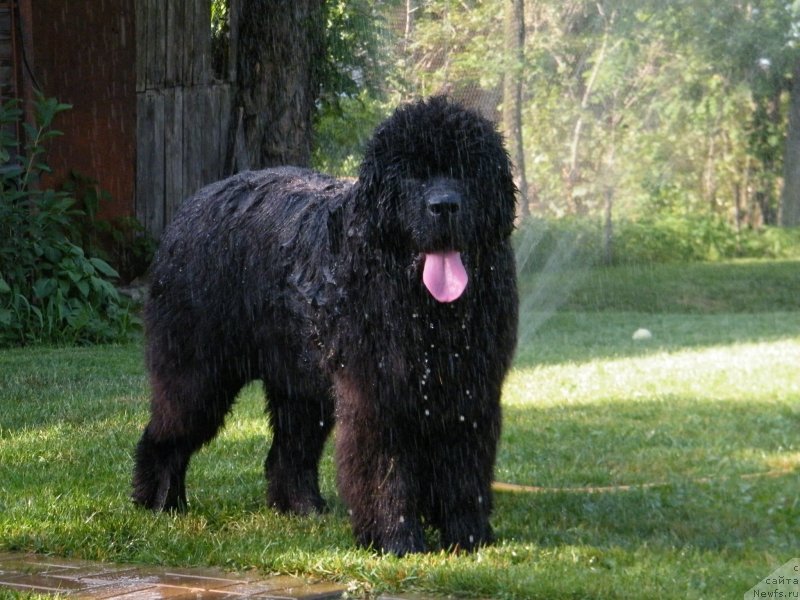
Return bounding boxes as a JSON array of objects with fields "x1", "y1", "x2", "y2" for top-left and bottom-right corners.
[
  {"x1": 356, "y1": 146, "x2": 382, "y2": 197},
  {"x1": 327, "y1": 204, "x2": 344, "y2": 256}
]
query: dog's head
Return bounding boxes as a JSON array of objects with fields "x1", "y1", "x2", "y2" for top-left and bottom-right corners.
[{"x1": 353, "y1": 96, "x2": 517, "y2": 303}]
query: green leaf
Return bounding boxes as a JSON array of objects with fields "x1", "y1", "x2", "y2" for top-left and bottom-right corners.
[
  {"x1": 76, "y1": 279, "x2": 90, "y2": 298},
  {"x1": 22, "y1": 122, "x2": 37, "y2": 141},
  {"x1": 0, "y1": 164, "x2": 23, "y2": 178},
  {"x1": 65, "y1": 268, "x2": 82, "y2": 284},
  {"x1": 43, "y1": 245, "x2": 62, "y2": 264},
  {"x1": 0, "y1": 277, "x2": 10, "y2": 294},
  {"x1": 33, "y1": 277, "x2": 58, "y2": 299},
  {"x1": 91, "y1": 277, "x2": 119, "y2": 299},
  {"x1": 89, "y1": 257, "x2": 119, "y2": 279}
]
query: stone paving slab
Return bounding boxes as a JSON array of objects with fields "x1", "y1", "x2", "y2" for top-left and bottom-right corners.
[{"x1": 0, "y1": 553, "x2": 346, "y2": 599}]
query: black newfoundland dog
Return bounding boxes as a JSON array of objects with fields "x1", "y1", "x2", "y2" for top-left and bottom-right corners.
[{"x1": 132, "y1": 96, "x2": 518, "y2": 556}]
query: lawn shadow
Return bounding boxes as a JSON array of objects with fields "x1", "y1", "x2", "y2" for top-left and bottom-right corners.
[
  {"x1": 494, "y1": 469, "x2": 797, "y2": 552},
  {"x1": 0, "y1": 342, "x2": 148, "y2": 434},
  {"x1": 514, "y1": 310, "x2": 800, "y2": 368},
  {"x1": 494, "y1": 399, "x2": 798, "y2": 553}
]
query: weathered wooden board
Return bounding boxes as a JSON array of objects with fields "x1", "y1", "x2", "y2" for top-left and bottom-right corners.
[
  {"x1": 144, "y1": 0, "x2": 166, "y2": 89},
  {"x1": 163, "y1": 86, "x2": 184, "y2": 224},
  {"x1": 135, "y1": 90, "x2": 166, "y2": 237},
  {"x1": 135, "y1": 0, "x2": 233, "y2": 239},
  {"x1": 165, "y1": 0, "x2": 186, "y2": 87}
]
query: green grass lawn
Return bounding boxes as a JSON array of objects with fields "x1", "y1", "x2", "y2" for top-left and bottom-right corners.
[{"x1": 1, "y1": 259, "x2": 798, "y2": 599}]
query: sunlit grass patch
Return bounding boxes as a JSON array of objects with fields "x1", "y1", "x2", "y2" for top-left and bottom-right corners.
[{"x1": 500, "y1": 338, "x2": 800, "y2": 488}]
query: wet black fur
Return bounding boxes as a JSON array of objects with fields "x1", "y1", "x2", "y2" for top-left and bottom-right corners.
[{"x1": 132, "y1": 96, "x2": 519, "y2": 555}]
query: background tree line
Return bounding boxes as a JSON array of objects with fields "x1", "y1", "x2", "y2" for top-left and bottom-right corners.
[{"x1": 218, "y1": 0, "x2": 800, "y2": 263}]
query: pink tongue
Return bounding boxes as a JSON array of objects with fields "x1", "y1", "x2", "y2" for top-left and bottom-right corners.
[{"x1": 422, "y1": 251, "x2": 468, "y2": 303}]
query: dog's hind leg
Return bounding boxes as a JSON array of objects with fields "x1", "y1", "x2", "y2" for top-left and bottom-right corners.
[
  {"x1": 264, "y1": 382, "x2": 334, "y2": 515},
  {"x1": 132, "y1": 370, "x2": 239, "y2": 512}
]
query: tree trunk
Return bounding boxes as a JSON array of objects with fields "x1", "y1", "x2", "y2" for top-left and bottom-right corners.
[
  {"x1": 226, "y1": 0, "x2": 325, "y2": 173},
  {"x1": 404, "y1": 0, "x2": 415, "y2": 53},
  {"x1": 780, "y1": 56, "x2": 800, "y2": 226},
  {"x1": 565, "y1": 7, "x2": 616, "y2": 214},
  {"x1": 602, "y1": 185, "x2": 614, "y2": 265},
  {"x1": 601, "y1": 114, "x2": 618, "y2": 266},
  {"x1": 503, "y1": 0, "x2": 529, "y2": 219}
]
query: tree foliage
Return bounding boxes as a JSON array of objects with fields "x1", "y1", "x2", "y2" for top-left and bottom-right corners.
[{"x1": 313, "y1": 0, "x2": 800, "y2": 255}]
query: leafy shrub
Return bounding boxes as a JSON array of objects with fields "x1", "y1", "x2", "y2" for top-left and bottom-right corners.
[
  {"x1": 62, "y1": 171, "x2": 156, "y2": 282},
  {"x1": 514, "y1": 216, "x2": 602, "y2": 273},
  {"x1": 612, "y1": 215, "x2": 730, "y2": 264},
  {"x1": 734, "y1": 225, "x2": 800, "y2": 258},
  {"x1": 614, "y1": 216, "x2": 800, "y2": 263},
  {"x1": 0, "y1": 95, "x2": 137, "y2": 347},
  {"x1": 515, "y1": 214, "x2": 800, "y2": 274}
]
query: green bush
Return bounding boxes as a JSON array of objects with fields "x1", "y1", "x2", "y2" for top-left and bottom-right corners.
[
  {"x1": 614, "y1": 216, "x2": 800, "y2": 263},
  {"x1": 514, "y1": 216, "x2": 602, "y2": 273},
  {"x1": 734, "y1": 225, "x2": 800, "y2": 258},
  {"x1": 61, "y1": 171, "x2": 156, "y2": 282},
  {"x1": 612, "y1": 215, "x2": 730, "y2": 263},
  {"x1": 515, "y1": 214, "x2": 800, "y2": 273},
  {"x1": 0, "y1": 96, "x2": 137, "y2": 347}
]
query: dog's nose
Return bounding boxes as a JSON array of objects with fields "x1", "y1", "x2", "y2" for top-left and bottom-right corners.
[{"x1": 427, "y1": 190, "x2": 461, "y2": 216}]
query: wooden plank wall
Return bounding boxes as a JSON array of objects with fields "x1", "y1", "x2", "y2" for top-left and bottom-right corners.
[
  {"x1": 0, "y1": 2, "x2": 16, "y2": 152},
  {"x1": 135, "y1": 0, "x2": 231, "y2": 240},
  {"x1": 0, "y1": 2, "x2": 15, "y2": 105}
]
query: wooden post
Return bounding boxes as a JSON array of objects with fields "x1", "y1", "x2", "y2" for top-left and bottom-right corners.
[{"x1": 17, "y1": 0, "x2": 35, "y2": 128}]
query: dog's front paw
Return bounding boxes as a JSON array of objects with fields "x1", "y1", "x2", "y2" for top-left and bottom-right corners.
[
  {"x1": 380, "y1": 525, "x2": 427, "y2": 557},
  {"x1": 440, "y1": 517, "x2": 494, "y2": 552},
  {"x1": 356, "y1": 517, "x2": 427, "y2": 557}
]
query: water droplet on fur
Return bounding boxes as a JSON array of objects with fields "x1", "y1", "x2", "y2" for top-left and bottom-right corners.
[
  {"x1": 454, "y1": 353, "x2": 459, "y2": 358},
  {"x1": 477, "y1": 495, "x2": 483, "y2": 504},
  {"x1": 459, "y1": 415, "x2": 465, "y2": 422},
  {"x1": 399, "y1": 515, "x2": 405, "y2": 523},
  {"x1": 473, "y1": 421, "x2": 478, "y2": 429},
  {"x1": 319, "y1": 421, "x2": 324, "y2": 427},
  {"x1": 430, "y1": 344, "x2": 435, "y2": 349},
  {"x1": 429, "y1": 322, "x2": 435, "y2": 329},
  {"x1": 424, "y1": 409, "x2": 430, "y2": 416},
  {"x1": 469, "y1": 534, "x2": 475, "y2": 543},
  {"x1": 423, "y1": 395, "x2": 428, "y2": 400}
]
